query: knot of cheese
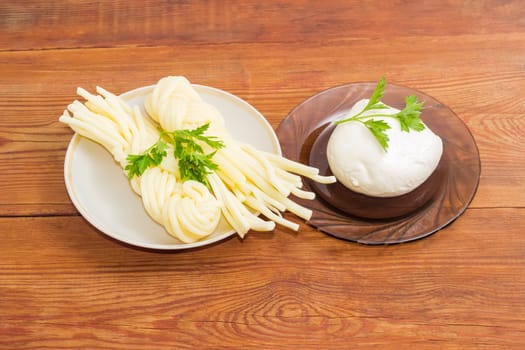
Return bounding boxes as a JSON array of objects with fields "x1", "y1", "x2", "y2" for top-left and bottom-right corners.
[
  {"x1": 144, "y1": 76, "x2": 226, "y2": 137},
  {"x1": 140, "y1": 167, "x2": 222, "y2": 243}
]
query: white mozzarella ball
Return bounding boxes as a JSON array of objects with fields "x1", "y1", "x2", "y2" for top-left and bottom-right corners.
[{"x1": 327, "y1": 99, "x2": 443, "y2": 197}]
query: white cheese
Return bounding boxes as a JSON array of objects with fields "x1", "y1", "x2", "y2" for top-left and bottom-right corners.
[{"x1": 326, "y1": 99, "x2": 443, "y2": 197}]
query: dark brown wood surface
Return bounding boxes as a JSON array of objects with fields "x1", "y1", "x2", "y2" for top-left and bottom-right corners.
[{"x1": 1, "y1": 1, "x2": 524, "y2": 348}]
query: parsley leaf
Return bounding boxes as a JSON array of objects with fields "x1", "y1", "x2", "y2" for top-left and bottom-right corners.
[
  {"x1": 125, "y1": 139, "x2": 167, "y2": 179},
  {"x1": 364, "y1": 119, "x2": 391, "y2": 151},
  {"x1": 177, "y1": 150, "x2": 220, "y2": 186},
  {"x1": 162, "y1": 123, "x2": 224, "y2": 186},
  {"x1": 397, "y1": 95, "x2": 425, "y2": 132},
  {"x1": 334, "y1": 77, "x2": 425, "y2": 151},
  {"x1": 363, "y1": 76, "x2": 388, "y2": 111},
  {"x1": 125, "y1": 123, "x2": 224, "y2": 187}
]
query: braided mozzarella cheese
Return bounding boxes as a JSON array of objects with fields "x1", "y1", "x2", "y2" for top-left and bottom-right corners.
[
  {"x1": 60, "y1": 76, "x2": 336, "y2": 244},
  {"x1": 144, "y1": 76, "x2": 336, "y2": 237},
  {"x1": 59, "y1": 86, "x2": 222, "y2": 244},
  {"x1": 140, "y1": 168, "x2": 222, "y2": 243}
]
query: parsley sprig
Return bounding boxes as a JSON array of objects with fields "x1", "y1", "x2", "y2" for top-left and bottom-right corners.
[
  {"x1": 335, "y1": 77, "x2": 425, "y2": 151},
  {"x1": 125, "y1": 123, "x2": 224, "y2": 187},
  {"x1": 125, "y1": 139, "x2": 167, "y2": 180}
]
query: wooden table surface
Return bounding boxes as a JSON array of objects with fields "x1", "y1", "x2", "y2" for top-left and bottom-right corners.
[{"x1": 2, "y1": 1, "x2": 525, "y2": 349}]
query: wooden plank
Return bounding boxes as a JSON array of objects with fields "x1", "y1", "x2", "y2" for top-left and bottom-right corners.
[
  {"x1": 1, "y1": 34, "x2": 525, "y2": 215},
  {"x1": 1, "y1": 208, "x2": 524, "y2": 348},
  {"x1": 2, "y1": 1, "x2": 524, "y2": 349},
  {"x1": 1, "y1": 0, "x2": 525, "y2": 51}
]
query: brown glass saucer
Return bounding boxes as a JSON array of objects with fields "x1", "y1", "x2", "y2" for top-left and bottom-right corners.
[
  {"x1": 276, "y1": 82, "x2": 480, "y2": 245},
  {"x1": 308, "y1": 123, "x2": 447, "y2": 220}
]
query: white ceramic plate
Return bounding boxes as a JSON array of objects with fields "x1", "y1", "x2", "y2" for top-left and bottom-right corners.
[{"x1": 64, "y1": 84, "x2": 281, "y2": 250}]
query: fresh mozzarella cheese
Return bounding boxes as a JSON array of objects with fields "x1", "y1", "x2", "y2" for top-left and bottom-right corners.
[{"x1": 327, "y1": 99, "x2": 443, "y2": 197}]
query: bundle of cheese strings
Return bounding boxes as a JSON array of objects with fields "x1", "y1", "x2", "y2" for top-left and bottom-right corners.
[{"x1": 59, "y1": 76, "x2": 335, "y2": 243}]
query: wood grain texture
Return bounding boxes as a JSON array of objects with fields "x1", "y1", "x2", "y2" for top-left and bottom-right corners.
[
  {"x1": 1, "y1": 209, "x2": 525, "y2": 349},
  {"x1": 1, "y1": 0, "x2": 524, "y2": 50},
  {"x1": 1, "y1": 0, "x2": 525, "y2": 349},
  {"x1": 2, "y1": 37, "x2": 525, "y2": 214}
]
